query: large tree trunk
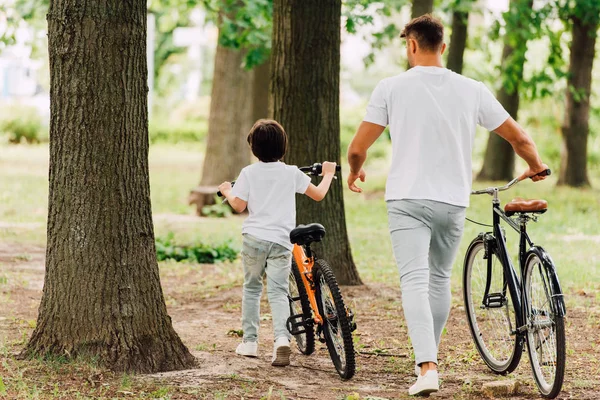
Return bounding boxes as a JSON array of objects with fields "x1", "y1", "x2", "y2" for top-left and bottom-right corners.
[
  {"x1": 447, "y1": 9, "x2": 469, "y2": 74},
  {"x1": 477, "y1": 0, "x2": 531, "y2": 181},
  {"x1": 252, "y1": 59, "x2": 270, "y2": 122},
  {"x1": 558, "y1": 14, "x2": 598, "y2": 187},
  {"x1": 189, "y1": 40, "x2": 254, "y2": 214},
  {"x1": 25, "y1": 0, "x2": 195, "y2": 373},
  {"x1": 271, "y1": 0, "x2": 362, "y2": 285}
]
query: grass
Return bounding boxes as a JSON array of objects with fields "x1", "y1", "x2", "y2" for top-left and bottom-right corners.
[{"x1": 1, "y1": 142, "x2": 599, "y2": 398}]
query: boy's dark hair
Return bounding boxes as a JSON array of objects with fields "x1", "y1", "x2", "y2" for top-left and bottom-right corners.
[
  {"x1": 247, "y1": 119, "x2": 288, "y2": 162},
  {"x1": 400, "y1": 14, "x2": 444, "y2": 52}
]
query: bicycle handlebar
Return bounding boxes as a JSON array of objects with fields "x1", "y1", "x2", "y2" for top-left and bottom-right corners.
[
  {"x1": 217, "y1": 163, "x2": 341, "y2": 197},
  {"x1": 471, "y1": 169, "x2": 551, "y2": 196}
]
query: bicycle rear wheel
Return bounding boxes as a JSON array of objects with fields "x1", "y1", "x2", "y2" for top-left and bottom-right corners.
[
  {"x1": 524, "y1": 250, "x2": 565, "y2": 399},
  {"x1": 463, "y1": 237, "x2": 522, "y2": 374},
  {"x1": 288, "y1": 259, "x2": 315, "y2": 355},
  {"x1": 314, "y1": 259, "x2": 355, "y2": 380}
]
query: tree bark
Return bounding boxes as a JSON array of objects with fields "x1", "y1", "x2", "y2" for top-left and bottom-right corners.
[
  {"x1": 411, "y1": 0, "x2": 434, "y2": 18},
  {"x1": 271, "y1": 0, "x2": 362, "y2": 285},
  {"x1": 190, "y1": 39, "x2": 254, "y2": 214},
  {"x1": 477, "y1": 0, "x2": 531, "y2": 181},
  {"x1": 25, "y1": 0, "x2": 195, "y2": 373},
  {"x1": 252, "y1": 59, "x2": 270, "y2": 123},
  {"x1": 558, "y1": 14, "x2": 598, "y2": 187},
  {"x1": 447, "y1": 10, "x2": 468, "y2": 74}
]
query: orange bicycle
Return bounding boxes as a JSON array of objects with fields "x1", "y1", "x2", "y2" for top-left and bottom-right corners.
[
  {"x1": 286, "y1": 163, "x2": 356, "y2": 380},
  {"x1": 218, "y1": 163, "x2": 357, "y2": 379}
]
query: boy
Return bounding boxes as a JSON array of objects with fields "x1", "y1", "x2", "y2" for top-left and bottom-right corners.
[{"x1": 218, "y1": 119, "x2": 337, "y2": 366}]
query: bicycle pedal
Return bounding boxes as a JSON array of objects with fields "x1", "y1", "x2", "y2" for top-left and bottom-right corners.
[
  {"x1": 286, "y1": 313, "x2": 310, "y2": 336},
  {"x1": 484, "y1": 292, "x2": 507, "y2": 308}
]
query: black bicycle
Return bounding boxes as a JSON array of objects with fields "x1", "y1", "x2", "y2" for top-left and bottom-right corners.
[{"x1": 463, "y1": 169, "x2": 566, "y2": 398}]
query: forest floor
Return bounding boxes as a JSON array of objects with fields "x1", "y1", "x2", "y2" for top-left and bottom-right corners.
[
  {"x1": 0, "y1": 233, "x2": 599, "y2": 400},
  {"x1": 1, "y1": 144, "x2": 600, "y2": 399}
]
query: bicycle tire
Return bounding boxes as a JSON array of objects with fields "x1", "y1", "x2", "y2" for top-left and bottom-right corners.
[
  {"x1": 463, "y1": 237, "x2": 523, "y2": 374},
  {"x1": 314, "y1": 259, "x2": 355, "y2": 380},
  {"x1": 288, "y1": 259, "x2": 315, "y2": 355},
  {"x1": 524, "y1": 250, "x2": 565, "y2": 399}
]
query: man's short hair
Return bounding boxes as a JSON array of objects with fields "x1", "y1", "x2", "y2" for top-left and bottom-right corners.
[
  {"x1": 247, "y1": 119, "x2": 288, "y2": 163},
  {"x1": 400, "y1": 14, "x2": 444, "y2": 52}
]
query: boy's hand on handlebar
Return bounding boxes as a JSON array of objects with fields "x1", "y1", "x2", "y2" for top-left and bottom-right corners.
[
  {"x1": 347, "y1": 168, "x2": 366, "y2": 193},
  {"x1": 321, "y1": 161, "x2": 337, "y2": 176},
  {"x1": 519, "y1": 163, "x2": 550, "y2": 182},
  {"x1": 218, "y1": 181, "x2": 233, "y2": 196}
]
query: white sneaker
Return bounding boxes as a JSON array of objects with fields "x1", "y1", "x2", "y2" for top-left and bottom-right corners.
[
  {"x1": 271, "y1": 337, "x2": 291, "y2": 367},
  {"x1": 408, "y1": 370, "x2": 439, "y2": 396},
  {"x1": 235, "y1": 341, "x2": 258, "y2": 357},
  {"x1": 414, "y1": 364, "x2": 421, "y2": 376}
]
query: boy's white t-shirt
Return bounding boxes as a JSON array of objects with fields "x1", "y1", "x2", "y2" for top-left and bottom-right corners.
[
  {"x1": 231, "y1": 162, "x2": 311, "y2": 250},
  {"x1": 364, "y1": 66, "x2": 510, "y2": 207}
]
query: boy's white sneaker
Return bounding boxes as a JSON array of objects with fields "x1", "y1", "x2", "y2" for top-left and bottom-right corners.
[
  {"x1": 414, "y1": 364, "x2": 421, "y2": 376},
  {"x1": 408, "y1": 370, "x2": 439, "y2": 396},
  {"x1": 271, "y1": 337, "x2": 291, "y2": 367},
  {"x1": 235, "y1": 341, "x2": 258, "y2": 357}
]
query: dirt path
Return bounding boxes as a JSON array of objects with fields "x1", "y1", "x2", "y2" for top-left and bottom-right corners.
[{"x1": 0, "y1": 243, "x2": 598, "y2": 399}]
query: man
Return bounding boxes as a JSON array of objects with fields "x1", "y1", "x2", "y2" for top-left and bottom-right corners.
[{"x1": 347, "y1": 15, "x2": 548, "y2": 396}]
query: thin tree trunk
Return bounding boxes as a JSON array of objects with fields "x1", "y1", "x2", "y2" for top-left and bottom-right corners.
[
  {"x1": 252, "y1": 59, "x2": 270, "y2": 123},
  {"x1": 412, "y1": 0, "x2": 434, "y2": 18},
  {"x1": 447, "y1": 10, "x2": 468, "y2": 74},
  {"x1": 25, "y1": 0, "x2": 195, "y2": 373},
  {"x1": 558, "y1": 14, "x2": 597, "y2": 187},
  {"x1": 190, "y1": 39, "x2": 254, "y2": 214},
  {"x1": 477, "y1": 0, "x2": 531, "y2": 181},
  {"x1": 271, "y1": 0, "x2": 361, "y2": 285}
]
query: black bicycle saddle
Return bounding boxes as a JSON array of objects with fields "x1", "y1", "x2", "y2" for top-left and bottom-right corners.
[{"x1": 290, "y1": 223, "x2": 326, "y2": 246}]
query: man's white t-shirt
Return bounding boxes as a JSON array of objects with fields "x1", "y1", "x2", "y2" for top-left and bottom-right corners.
[
  {"x1": 231, "y1": 162, "x2": 311, "y2": 250},
  {"x1": 364, "y1": 66, "x2": 510, "y2": 207}
]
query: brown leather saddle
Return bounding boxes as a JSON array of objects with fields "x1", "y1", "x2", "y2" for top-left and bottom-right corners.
[{"x1": 504, "y1": 197, "x2": 548, "y2": 216}]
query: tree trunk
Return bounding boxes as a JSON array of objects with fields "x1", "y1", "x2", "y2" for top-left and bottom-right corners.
[
  {"x1": 190, "y1": 39, "x2": 254, "y2": 214},
  {"x1": 252, "y1": 59, "x2": 270, "y2": 122},
  {"x1": 558, "y1": 14, "x2": 598, "y2": 187},
  {"x1": 447, "y1": 9, "x2": 468, "y2": 74},
  {"x1": 271, "y1": 0, "x2": 362, "y2": 285},
  {"x1": 25, "y1": 0, "x2": 195, "y2": 373},
  {"x1": 477, "y1": 0, "x2": 531, "y2": 181},
  {"x1": 411, "y1": 0, "x2": 434, "y2": 18}
]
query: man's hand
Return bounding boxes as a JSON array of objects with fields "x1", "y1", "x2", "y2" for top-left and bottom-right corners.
[
  {"x1": 518, "y1": 164, "x2": 550, "y2": 182},
  {"x1": 347, "y1": 168, "x2": 366, "y2": 193},
  {"x1": 218, "y1": 181, "x2": 232, "y2": 197},
  {"x1": 321, "y1": 161, "x2": 337, "y2": 176}
]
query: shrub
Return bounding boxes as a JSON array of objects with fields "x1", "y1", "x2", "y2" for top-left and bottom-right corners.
[
  {"x1": 149, "y1": 119, "x2": 208, "y2": 144},
  {"x1": 156, "y1": 233, "x2": 238, "y2": 264},
  {"x1": 0, "y1": 107, "x2": 46, "y2": 144}
]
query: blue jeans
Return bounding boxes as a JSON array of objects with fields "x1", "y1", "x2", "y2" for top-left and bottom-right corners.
[
  {"x1": 241, "y1": 234, "x2": 292, "y2": 342},
  {"x1": 387, "y1": 199, "x2": 466, "y2": 366}
]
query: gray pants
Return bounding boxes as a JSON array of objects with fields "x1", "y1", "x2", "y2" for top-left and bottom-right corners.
[
  {"x1": 241, "y1": 234, "x2": 292, "y2": 343},
  {"x1": 387, "y1": 199, "x2": 466, "y2": 365}
]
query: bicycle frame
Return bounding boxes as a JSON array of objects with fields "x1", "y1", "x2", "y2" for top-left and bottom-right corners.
[{"x1": 292, "y1": 244, "x2": 324, "y2": 325}]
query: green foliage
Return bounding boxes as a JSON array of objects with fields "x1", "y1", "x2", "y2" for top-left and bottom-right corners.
[
  {"x1": 202, "y1": 198, "x2": 233, "y2": 218},
  {"x1": 0, "y1": 107, "x2": 46, "y2": 144},
  {"x1": 156, "y1": 233, "x2": 239, "y2": 264},
  {"x1": 203, "y1": 0, "x2": 273, "y2": 69},
  {"x1": 149, "y1": 120, "x2": 208, "y2": 144}
]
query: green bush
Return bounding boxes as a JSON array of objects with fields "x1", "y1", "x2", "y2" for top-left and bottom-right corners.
[
  {"x1": 0, "y1": 107, "x2": 46, "y2": 144},
  {"x1": 149, "y1": 119, "x2": 208, "y2": 144},
  {"x1": 156, "y1": 233, "x2": 238, "y2": 264}
]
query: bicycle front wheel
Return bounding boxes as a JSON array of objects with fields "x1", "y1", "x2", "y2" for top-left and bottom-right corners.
[
  {"x1": 524, "y1": 250, "x2": 566, "y2": 399},
  {"x1": 463, "y1": 237, "x2": 522, "y2": 374},
  {"x1": 288, "y1": 259, "x2": 315, "y2": 355},
  {"x1": 314, "y1": 259, "x2": 355, "y2": 380}
]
